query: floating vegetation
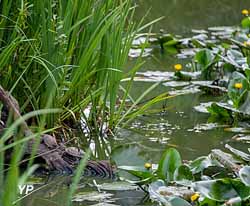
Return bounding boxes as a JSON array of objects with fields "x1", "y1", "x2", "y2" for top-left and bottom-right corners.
[{"x1": 109, "y1": 7, "x2": 250, "y2": 206}]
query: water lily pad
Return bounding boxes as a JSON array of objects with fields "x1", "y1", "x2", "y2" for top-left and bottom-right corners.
[
  {"x1": 192, "y1": 123, "x2": 223, "y2": 132},
  {"x1": 129, "y1": 48, "x2": 152, "y2": 58},
  {"x1": 148, "y1": 180, "x2": 193, "y2": 205},
  {"x1": 208, "y1": 26, "x2": 234, "y2": 32},
  {"x1": 173, "y1": 165, "x2": 193, "y2": 181},
  {"x1": 117, "y1": 165, "x2": 153, "y2": 180},
  {"x1": 189, "y1": 156, "x2": 214, "y2": 174},
  {"x1": 224, "y1": 127, "x2": 250, "y2": 133},
  {"x1": 168, "y1": 86, "x2": 200, "y2": 96},
  {"x1": 135, "y1": 71, "x2": 175, "y2": 82},
  {"x1": 210, "y1": 149, "x2": 242, "y2": 173},
  {"x1": 208, "y1": 102, "x2": 250, "y2": 120},
  {"x1": 97, "y1": 181, "x2": 138, "y2": 191},
  {"x1": 207, "y1": 102, "x2": 231, "y2": 118},
  {"x1": 168, "y1": 196, "x2": 193, "y2": 206},
  {"x1": 225, "y1": 144, "x2": 250, "y2": 162},
  {"x1": 157, "y1": 148, "x2": 182, "y2": 181},
  {"x1": 241, "y1": 17, "x2": 250, "y2": 29},
  {"x1": 193, "y1": 102, "x2": 213, "y2": 113},
  {"x1": 178, "y1": 48, "x2": 199, "y2": 58},
  {"x1": 228, "y1": 71, "x2": 249, "y2": 108},
  {"x1": 232, "y1": 134, "x2": 250, "y2": 143},
  {"x1": 193, "y1": 80, "x2": 227, "y2": 95},
  {"x1": 72, "y1": 191, "x2": 113, "y2": 202},
  {"x1": 239, "y1": 166, "x2": 250, "y2": 186},
  {"x1": 193, "y1": 179, "x2": 250, "y2": 202},
  {"x1": 163, "y1": 81, "x2": 190, "y2": 87},
  {"x1": 91, "y1": 203, "x2": 119, "y2": 206},
  {"x1": 194, "y1": 49, "x2": 216, "y2": 79}
]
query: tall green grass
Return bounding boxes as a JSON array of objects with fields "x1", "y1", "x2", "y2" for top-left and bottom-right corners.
[
  {"x1": 0, "y1": 0, "x2": 166, "y2": 134},
  {"x1": 0, "y1": 0, "x2": 141, "y2": 131},
  {"x1": 0, "y1": 0, "x2": 170, "y2": 205}
]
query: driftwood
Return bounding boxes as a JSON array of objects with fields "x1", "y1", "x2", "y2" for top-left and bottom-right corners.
[
  {"x1": 210, "y1": 149, "x2": 242, "y2": 174},
  {"x1": 0, "y1": 85, "x2": 114, "y2": 178}
]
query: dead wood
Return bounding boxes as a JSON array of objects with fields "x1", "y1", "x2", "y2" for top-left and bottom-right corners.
[{"x1": 0, "y1": 85, "x2": 115, "y2": 177}]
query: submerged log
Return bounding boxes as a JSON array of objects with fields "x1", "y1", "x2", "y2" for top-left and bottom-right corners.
[{"x1": 0, "y1": 85, "x2": 115, "y2": 178}]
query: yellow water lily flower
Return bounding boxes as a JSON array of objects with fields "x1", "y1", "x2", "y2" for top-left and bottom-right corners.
[
  {"x1": 242, "y1": 9, "x2": 249, "y2": 16},
  {"x1": 144, "y1": 162, "x2": 152, "y2": 169},
  {"x1": 234, "y1": 82, "x2": 243, "y2": 89},
  {"x1": 174, "y1": 64, "x2": 182, "y2": 71},
  {"x1": 191, "y1": 193, "x2": 200, "y2": 202},
  {"x1": 243, "y1": 41, "x2": 250, "y2": 47}
]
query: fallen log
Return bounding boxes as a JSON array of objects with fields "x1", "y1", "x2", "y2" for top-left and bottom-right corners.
[
  {"x1": 210, "y1": 149, "x2": 242, "y2": 174},
  {"x1": 0, "y1": 85, "x2": 115, "y2": 178}
]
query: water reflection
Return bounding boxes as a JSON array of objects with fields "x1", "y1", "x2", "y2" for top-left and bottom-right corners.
[{"x1": 136, "y1": 0, "x2": 250, "y2": 35}]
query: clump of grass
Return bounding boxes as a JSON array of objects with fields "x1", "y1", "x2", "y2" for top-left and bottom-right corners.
[
  {"x1": 0, "y1": 1, "x2": 127, "y2": 127},
  {"x1": 0, "y1": 0, "x2": 166, "y2": 135},
  {"x1": 0, "y1": 0, "x2": 169, "y2": 205}
]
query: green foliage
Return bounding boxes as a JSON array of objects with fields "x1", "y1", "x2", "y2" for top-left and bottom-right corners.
[
  {"x1": 173, "y1": 165, "x2": 193, "y2": 182},
  {"x1": 0, "y1": 1, "x2": 166, "y2": 205},
  {"x1": 167, "y1": 196, "x2": 193, "y2": 206},
  {"x1": 0, "y1": 0, "x2": 146, "y2": 133},
  {"x1": 0, "y1": 109, "x2": 60, "y2": 206},
  {"x1": 189, "y1": 156, "x2": 214, "y2": 174},
  {"x1": 174, "y1": 71, "x2": 192, "y2": 81},
  {"x1": 157, "y1": 148, "x2": 182, "y2": 181},
  {"x1": 239, "y1": 166, "x2": 250, "y2": 186},
  {"x1": 194, "y1": 179, "x2": 250, "y2": 202},
  {"x1": 228, "y1": 72, "x2": 249, "y2": 108},
  {"x1": 241, "y1": 17, "x2": 250, "y2": 29},
  {"x1": 207, "y1": 103, "x2": 231, "y2": 118},
  {"x1": 113, "y1": 145, "x2": 250, "y2": 205},
  {"x1": 108, "y1": 7, "x2": 250, "y2": 206},
  {"x1": 194, "y1": 49, "x2": 218, "y2": 79}
]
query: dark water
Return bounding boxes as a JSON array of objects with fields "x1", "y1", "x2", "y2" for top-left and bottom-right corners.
[
  {"x1": 136, "y1": 0, "x2": 249, "y2": 35},
  {"x1": 21, "y1": 1, "x2": 250, "y2": 206}
]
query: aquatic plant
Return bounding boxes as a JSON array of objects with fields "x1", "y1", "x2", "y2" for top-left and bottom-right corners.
[
  {"x1": 112, "y1": 145, "x2": 250, "y2": 205},
  {"x1": 0, "y1": 0, "x2": 170, "y2": 205},
  {"x1": 0, "y1": 0, "x2": 162, "y2": 135}
]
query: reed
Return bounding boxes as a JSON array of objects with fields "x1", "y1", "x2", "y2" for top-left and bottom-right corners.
[
  {"x1": 0, "y1": 0, "x2": 136, "y2": 129},
  {"x1": 0, "y1": 0, "x2": 166, "y2": 204}
]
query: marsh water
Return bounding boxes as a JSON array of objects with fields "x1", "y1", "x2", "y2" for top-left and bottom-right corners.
[{"x1": 21, "y1": 1, "x2": 250, "y2": 206}]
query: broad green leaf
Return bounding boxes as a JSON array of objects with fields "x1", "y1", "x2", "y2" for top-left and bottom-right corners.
[
  {"x1": 195, "y1": 49, "x2": 214, "y2": 70},
  {"x1": 225, "y1": 144, "x2": 250, "y2": 162},
  {"x1": 241, "y1": 17, "x2": 250, "y2": 29},
  {"x1": 168, "y1": 196, "x2": 192, "y2": 206},
  {"x1": 228, "y1": 71, "x2": 249, "y2": 108},
  {"x1": 194, "y1": 49, "x2": 217, "y2": 80},
  {"x1": 245, "y1": 68, "x2": 250, "y2": 81},
  {"x1": 118, "y1": 165, "x2": 153, "y2": 179},
  {"x1": 198, "y1": 197, "x2": 219, "y2": 206},
  {"x1": 193, "y1": 179, "x2": 250, "y2": 202},
  {"x1": 157, "y1": 148, "x2": 182, "y2": 181},
  {"x1": 207, "y1": 103, "x2": 231, "y2": 118},
  {"x1": 174, "y1": 71, "x2": 192, "y2": 81},
  {"x1": 189, "y1": 156, "x2": 214, "y2": 174},
  {"x1": 174, "y1": 165, "x2": 193, "y2": 181},
  {"x1": 148, "y1": 180, "x2": 192, "y2": 206},
  {"x1": 239, "y1": 166, "x2": 250, "y2": 186}
]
